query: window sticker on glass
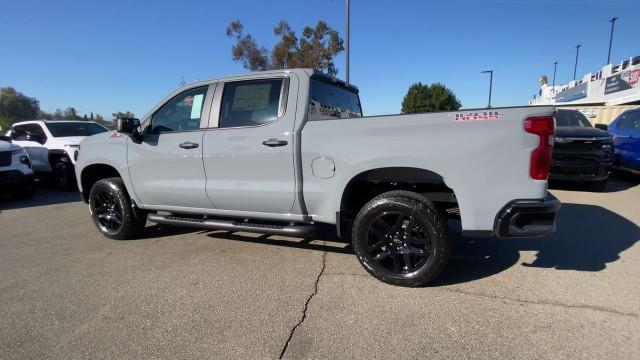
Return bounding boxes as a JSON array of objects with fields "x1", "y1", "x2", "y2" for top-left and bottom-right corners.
[
  {"x1": 232, "y1": 84, "x2": 271, "y2": 111},
  {"x1": 190, "y1": 94, "x2": 204, "y2": 119}
]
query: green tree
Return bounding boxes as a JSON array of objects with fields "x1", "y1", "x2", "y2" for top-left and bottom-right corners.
[
  {"x1": 226, "y1": 20, "x2": 344, "y2": 76},
  {"x1": 112, "y1": 111, "x2": 135, "y2": 120},
  {"x1": 52, "y1": 108, "x2": 64, "y2": 119},
  {"x1": 63, "y1": 107, "x2": 80, "y2": 120},
  {"x1": 0, "y1": 87, "x2": 41, "y2": 129},
  {"x1": 401, "y1": 82, "x2": 461, "y2": 114}
]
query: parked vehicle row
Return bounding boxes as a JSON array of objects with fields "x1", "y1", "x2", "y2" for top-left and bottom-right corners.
[
  {"x1": 4, "y1": 120, "x2": 109, "y2": 190},
  {"x1": 548, "y1": 108, "x2": 640, "y2": 191},
  {"x1": 1, "y1": 76, "x2": 636, "y2": 287}
]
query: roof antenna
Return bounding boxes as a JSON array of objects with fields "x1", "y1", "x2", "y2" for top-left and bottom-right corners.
[{"x1": 179, "y1": 76, "x2": 186, "y2": 87}]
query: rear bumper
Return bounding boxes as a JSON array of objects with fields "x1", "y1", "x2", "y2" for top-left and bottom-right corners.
[{"x1": 494, "y1": 195, "x2": 561, "y2": 238}]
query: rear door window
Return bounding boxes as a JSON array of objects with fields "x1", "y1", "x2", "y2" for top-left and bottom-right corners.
[
  {"x1": 219, "y1": 79, "x2": 284, "y2": 128},
  {"x1": 309, "y1": 77, "x2": 362, "y2": 120}
]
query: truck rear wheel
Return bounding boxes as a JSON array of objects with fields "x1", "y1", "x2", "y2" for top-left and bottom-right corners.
[
  {"x1": 351, "y1": 190, "x2": 450, "y2": 287},
  {"x1": 89, "y1": 177, "x2": 146, "y2": 240}
]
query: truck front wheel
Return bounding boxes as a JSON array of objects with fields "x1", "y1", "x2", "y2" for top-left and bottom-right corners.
[
  {"x1": 53, "y1": 156, "x2": 76, "y2": 191},
  {"x1": 351, "y1": 190, "x2": 450, "y2": 287},
  {"x1": 89, "y1": 177, "x2": 146, "y2": 240}
]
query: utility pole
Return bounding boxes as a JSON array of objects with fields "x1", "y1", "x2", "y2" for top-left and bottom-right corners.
[
  {"x1": 607, "y1": 17, "x2": 618, "y2": 65},
  {"x1": 346, "y1": 0, "x2": 350, "y2": 84},
  {"x1": 481, "y1": 70, "x2": 493, "y2": 108},
  {"x1": 573, "y1": 44, "x2": 581, "y2": 81},
  {"x1": 552, "y1": 61, "x2": 558, "y2": 93}
]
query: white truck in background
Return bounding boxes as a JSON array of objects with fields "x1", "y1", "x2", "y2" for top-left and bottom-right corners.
[{"x1": 6, "y1": 120, "x2": 108, "y2": 189}]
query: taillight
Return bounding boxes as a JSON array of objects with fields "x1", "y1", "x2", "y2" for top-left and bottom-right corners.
[{"x1": 524, "y1": 116, "x2": 555, "y2": 180}]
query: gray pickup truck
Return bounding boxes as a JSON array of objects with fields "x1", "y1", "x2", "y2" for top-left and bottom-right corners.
[{"x1": 76, "y1": 69, "x2": 560, "y2": 286}]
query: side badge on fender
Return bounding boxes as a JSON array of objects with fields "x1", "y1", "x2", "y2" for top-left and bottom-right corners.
[{"x1": 455, "y1": 111, "x2": 503, "y2": 122}]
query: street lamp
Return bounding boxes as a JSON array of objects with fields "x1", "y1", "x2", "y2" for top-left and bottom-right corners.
[
  {"x1": 607, "y1": 17, "x2": 618, "y2": 65},
  {"x1": 552, "y1": 61, "x2": 558, "y2": 93},
  {"x1": 573, "y1": 44, "x2": 581, "y2": 81},
  {"x1": 346, "y1": 0, "x2": 350, "y2": 84},
  {"x1": 481, "y1": 70, "x2": 493, "y2": 108}
]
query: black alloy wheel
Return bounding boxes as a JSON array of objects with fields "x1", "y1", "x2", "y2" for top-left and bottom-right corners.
[
  {"x1": 367, "y1": 211, "x2": 431, "y2": 274},
  {"x1": 89, "y1": 177, "x2": 147, "y2": 240},
  {"x1": 92, "y1": 188, "x2": 124, "y2": 234}
]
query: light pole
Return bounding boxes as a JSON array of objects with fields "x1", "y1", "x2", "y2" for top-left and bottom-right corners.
[
  {"x1": 346, "y1": 0, "x2": 350, "y2": 84},
  {"x1": 552, "y1": 61, "x2": 558, "y2": 93},
  {"x1": 573, "y1": 44, "x2": 581, "y2": 81},
  {"x1": 607, "y1": 16, "x2": 618, "y2": 65},
  {"x1": 481, "y1": 70, "x2": 493, "y2": 108}
]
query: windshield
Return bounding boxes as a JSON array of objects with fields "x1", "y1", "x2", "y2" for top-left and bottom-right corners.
[
  {"x1": 47, "y1": 122, "x2": 109, "y2": 137},
  {"x1": 555, "y1": 110, "x2": 592, "y2": 127}
]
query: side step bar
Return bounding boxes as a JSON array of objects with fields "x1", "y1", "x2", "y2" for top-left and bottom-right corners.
[{"x1": 147, "y1": 213, "x2": 317, "y2": 237}]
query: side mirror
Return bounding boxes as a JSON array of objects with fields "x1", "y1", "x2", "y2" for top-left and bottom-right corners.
[
  {"x1": 116, "y1": 118, "x2": 141, "y2": 135},
  {"x1": 595, "y1": 123, "x2": 608, "y2": 131},
  {"x1": 26, "y1": 133, "x2": 44, "y2": 144},
  {"x1": 0, "y1": 135, "x2": 11, "y2": 143}
]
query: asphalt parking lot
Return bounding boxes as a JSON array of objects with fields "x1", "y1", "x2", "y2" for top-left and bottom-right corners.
[{"x1": 1, "y1": 177, "x2": 639, "y2": 359}]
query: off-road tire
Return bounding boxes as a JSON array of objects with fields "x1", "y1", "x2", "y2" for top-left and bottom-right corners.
[
  {"x1": 352, "y1": 190, "x2": 450, "y2": 287},
  {"x1": 89, "y1": 177, "x2": 147, "y2": 240}
]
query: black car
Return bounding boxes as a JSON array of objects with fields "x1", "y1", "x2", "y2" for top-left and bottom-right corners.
[{"x1": 550, "y1": 109, "x2": 613, "y2": 191}]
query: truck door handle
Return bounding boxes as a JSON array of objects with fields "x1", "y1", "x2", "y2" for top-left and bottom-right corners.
[
  {"x1": 179, "y1": 142, "x2": 199, "y2": 149},
  {"x1": 262, "y1": 138, "x2": 288, "y2": 147}
]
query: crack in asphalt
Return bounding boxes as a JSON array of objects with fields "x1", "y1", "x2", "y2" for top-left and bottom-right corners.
[
  {"x1": 279, "y1": 246, "x2": 327, "y2": 359},
  {"x1": 442, "y1": 287, "x2": 638, "y2": 318},
  {"x1": 322, "y1": 272, "x2": 638, "y2": 318}
]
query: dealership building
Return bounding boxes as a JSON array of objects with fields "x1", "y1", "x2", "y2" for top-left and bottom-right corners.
[{"x1": 530, "y1": 55, "x2": 640, "y2": 124}]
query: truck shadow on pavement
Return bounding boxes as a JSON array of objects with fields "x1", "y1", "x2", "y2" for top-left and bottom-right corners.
[
  {"x1": 433, "y1": 202, "x2": 640, "y2": 286},
  {"x1": 197, "y1": 203, "x2": 639, "y2": 286}
]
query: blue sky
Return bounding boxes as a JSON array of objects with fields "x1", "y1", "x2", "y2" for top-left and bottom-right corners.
[{"x1": 1, "y1": 0, "x2": 638, "y2": 118}]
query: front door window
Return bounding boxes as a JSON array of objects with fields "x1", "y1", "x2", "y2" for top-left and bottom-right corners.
[{"x1": 151, "y1": 86, "x2": 208, "y2": 133}]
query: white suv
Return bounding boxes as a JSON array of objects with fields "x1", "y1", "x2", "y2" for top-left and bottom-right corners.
[
  {"x1": 7, "y1": 120, "x2": 109, "y2": 190},
  {"x1": 0, "y1": 136, "x2": 34, "y2": 198}
]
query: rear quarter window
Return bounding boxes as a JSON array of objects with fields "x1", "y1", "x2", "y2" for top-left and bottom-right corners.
[{"x1": 309, "y1": 78, "x2": 362, "y2": 120}]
